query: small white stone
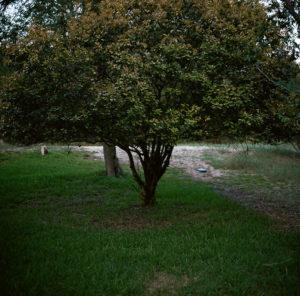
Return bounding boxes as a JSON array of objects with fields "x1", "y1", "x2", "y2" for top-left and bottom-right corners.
[{"x1": 41, "y1": 145, "x2": 48, "y2": 155}]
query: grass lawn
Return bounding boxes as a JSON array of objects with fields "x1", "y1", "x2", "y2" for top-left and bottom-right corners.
[
  {"x1": 202, "y1": 144, "x2": 300, "y2": 228},
  {"x1": 0, "y1": 151, "x2": 299, "y2": 295}
]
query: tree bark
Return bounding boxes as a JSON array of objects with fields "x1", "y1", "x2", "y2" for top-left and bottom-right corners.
[
  {"x1": 103, "y1": 144, "x2": 122, "y2": 177},
  {"x1": 122, "y1": 144, "x2": 173, "y2": 206},
  {"x1": 141, "y1": 175, "x2": 158, "y2": 206},
  {"x1": 294, "y1": 135, "x2": 300, "y2": 151}
]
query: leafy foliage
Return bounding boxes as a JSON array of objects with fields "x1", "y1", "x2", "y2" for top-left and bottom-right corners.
[
  {"x1": 1, "y1": 27, "x2": 96, "y2": 144},
  {"x1": 1, "y1": 0, "x2": 299, "y2": 204}
]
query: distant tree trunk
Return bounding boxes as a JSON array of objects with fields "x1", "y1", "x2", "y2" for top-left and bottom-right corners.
[
  {"x1": 295, "y1": 135, "x2": 300, "y2": 151},
  {"x1": 103, "y1": 144, "x2": 122, "y2": 177}
]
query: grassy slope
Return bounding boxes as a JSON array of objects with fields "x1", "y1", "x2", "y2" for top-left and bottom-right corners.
[
  {"x1": 202, "y1": 145, "x2": 300, "y2": 221},
  {"x1": 202, "y1": 144, "x2": 300, "y2": 184},
  {"x1": 0, "y1": 152, "x2": 299, "y2": 295}
]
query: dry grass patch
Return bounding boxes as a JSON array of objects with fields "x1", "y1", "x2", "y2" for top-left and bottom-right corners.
[
  {"x1": 146, "y1": 272, "x2": 196, "y2": 295},
  {"x1": 91, "y1": 207, "x2": 172, "y2": 230}
]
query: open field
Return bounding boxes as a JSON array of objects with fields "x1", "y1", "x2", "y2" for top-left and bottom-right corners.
[
  {"x1": 77, "y1": 143, "x2": 300, "y2": 228},
  {"x1": 0, "y1": 150, "x2": 299, "y2": 295},
  {"x1": 1, "y1": 143, "x2": 299, "y2": 227}
]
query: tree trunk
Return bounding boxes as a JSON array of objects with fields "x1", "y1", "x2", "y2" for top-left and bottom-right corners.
[
  {"x1": 295, "y1": 135, "x2": 300, "y2": 151},
  {"x1": 141, "y1": 178, "x2": 158, "y2": 206},
  {"x1": 103, "y1": 144, "x2": 122, "y2": 177},
  {"x1": 123, "y1": 144, "x2": 173, "y2": 206}
]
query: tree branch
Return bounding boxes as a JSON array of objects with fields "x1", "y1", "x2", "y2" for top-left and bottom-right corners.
[
  {"x1": 284, "y1": 0, "x2": 300, "y2": 26},
  {"x1": 123, "y1": 146, "x2": 145, "y2": 188}
]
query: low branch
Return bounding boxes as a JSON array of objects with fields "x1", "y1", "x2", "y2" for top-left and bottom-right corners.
[
  {"x1": 123, "y1": 147, "x2": 145, "y2": 188},
  {"x1": 161, "y1": 146, "x2": 174, "y2": 176}
]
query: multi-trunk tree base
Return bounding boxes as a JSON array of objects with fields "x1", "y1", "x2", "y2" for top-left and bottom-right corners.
[{"x1": 120, "y1": 144, "x2": 173, "y2": 207}]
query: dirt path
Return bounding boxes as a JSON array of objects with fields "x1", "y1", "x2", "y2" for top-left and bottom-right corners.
[{"x1": 77, "y1": 145, "x2": 223, "y2": 180}]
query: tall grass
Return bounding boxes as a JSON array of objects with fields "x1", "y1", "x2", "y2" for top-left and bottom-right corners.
[{"x1": 204, "y1": 145, "x2": 300, "y2": 184}]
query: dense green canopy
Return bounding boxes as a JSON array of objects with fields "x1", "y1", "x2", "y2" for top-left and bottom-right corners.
[{"x1": 1, "y1": 0, "x2": 299, "y2": 204}]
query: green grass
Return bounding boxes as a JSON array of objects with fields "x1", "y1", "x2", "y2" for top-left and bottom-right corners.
[
  {"x1": 203, "y1": 145, "x2": 300, "y2": 208},
  {"x1": 0, "y1": 152, "x2": 299, "y2": 295},
  {"x1": 204, "y1": 146, "x2": 299, "y2": 183}
]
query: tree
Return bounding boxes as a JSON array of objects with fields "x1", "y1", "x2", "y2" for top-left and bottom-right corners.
[
  {"x1": 0, "y1": 0, "x2": 122, "y2": 176},
  {"x1": 265, "y1": 0, "x2": 300, "y2": 59},
  {"x1": 1, "y1": 0, "x2": 299, "y2": 206},
  {"x1": 71, "y1": 0, "x2": 298, "y2": 205},
  {"x1": 263, "y1": 0, "x2": 300, "y2": 145},
  {"x1": 267, "y1": 0, "x2": 300, "y2": 31},
  {"x1": 0, "y1": 26, "x2": 95, "y2": 142}
]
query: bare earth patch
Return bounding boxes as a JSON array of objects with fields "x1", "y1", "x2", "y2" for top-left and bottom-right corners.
[
  {"x1": 146, "y1": 272, "x2": 196, "y2": 296},
  {"x1": 91, "y1": 207, "x2": 172, "y2": 230},
  {"x1": 213, "y1": 184, "x2": 300, "y2": 230},
  {"x1": 77, "y1": 145, "x2": 224, "y2": 180}
]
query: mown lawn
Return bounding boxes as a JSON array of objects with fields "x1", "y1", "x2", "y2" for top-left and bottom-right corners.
[{"x1": 0, "y1": 151, "x2": 299, "y2": 295}]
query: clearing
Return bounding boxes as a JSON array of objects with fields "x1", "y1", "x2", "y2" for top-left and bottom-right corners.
[
  {"x1": 78, "y1": 144, "x2": 300, "y2": 229},
  {"x1": 0, "y1": 149, "x2": 299, "y2": 295}
]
